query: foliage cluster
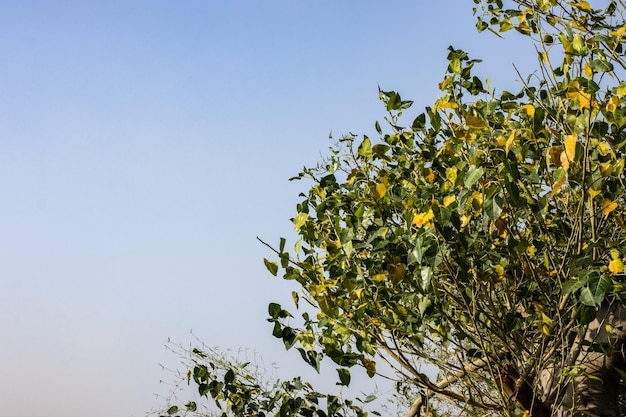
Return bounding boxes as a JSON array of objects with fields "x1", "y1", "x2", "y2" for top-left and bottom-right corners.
[{"x1": 158, "y1": 1, "x2": 626, "y2": 416}]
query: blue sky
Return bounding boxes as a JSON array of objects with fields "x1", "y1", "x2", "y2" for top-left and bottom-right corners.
[{"x1": 0, "y1": 2, "x2": 537, "y2": 416}]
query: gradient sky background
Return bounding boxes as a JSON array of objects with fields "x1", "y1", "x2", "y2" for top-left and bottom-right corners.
[{"x1": 0, "y1": 2, "x2": 538, "y2": 416}]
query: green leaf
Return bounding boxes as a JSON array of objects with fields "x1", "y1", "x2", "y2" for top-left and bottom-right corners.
[
  {"x1": 580, "y1": 287, "x2": 596, "y2": 306},
  {"x1": 224, "y1": 369, "x2": 235, "y2": 384},
  {"x1": 264, "y1": 258, "x2": 278, "y2": 276},
  {"x1": 198, "y1": 383, "x2": 210, "y2": 397},
  {"x1": 342, "y1": 240, "x2": 354, "y2": 257},
  {"x1": 340, "y1": 227, "x2": 355, "y2": 245},
  {"x1": 464, "y1": 165, "x2": 484, "y2": 188},
  {"x1": 357, "y1": 137, "x2": 373, "y2": 160},
  {"x1": 589, "y1": 59, "x2": 613, "y2": 73},
  {"x1": 412, "y1": 113, "x2": 426, "y2": 129},
  {"x1": 580, "y1": 275, "x2": 612, "y2": 306},
  {"x1": 449, "y1": 57, "x2": 461, "y2": 74},
  {"x1": 337, "y1": 368, "x2": 351, "y2": 386},
  {"x1": 268, "y1": 302, "x2": 282, "y2": 319},
  {"x1": 408, "y1": 237, "x2": 424, "y2": 265},
  {"x1": 420, "y1": 266, "x2": 432, "y2": 291},
  {"x1": 386, "y1": 91, "x2": 401, "y2": 111},
  {"x1": 562, "y1": 279, "x2": 586, "y2": 294},
  {"x1": 484, "y1": 195, "x2": 503, "y2": 220}
]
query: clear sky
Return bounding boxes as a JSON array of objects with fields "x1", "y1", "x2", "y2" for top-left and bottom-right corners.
[{"x1": 0, "y1": 2, "x2": 537, "y2": 416}]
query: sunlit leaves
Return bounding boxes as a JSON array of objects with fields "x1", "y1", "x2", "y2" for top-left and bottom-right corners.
[
  {"x1": 609, "y1": 259, "x2": 625, "y2": 274},
  {"x1": 572, "y1": 33, "x2": 587, "y2": 55},
  {"x1": 255, "y1": 2, "x2": 626, "y2": 414},
  {"x1": 602, "y1": 198, "x2": 618, "y2": 216},
  {"x1": 567, "y1": 81, "x2": 592, "y2": 109},
  {"x1": 412, "y1": 209, "x2": 435, "y2": 228},
  {"x1": 371, "y1": 182, "x2": 387, "y2": 200},
  {"x1": 293, "y1": 213, "x2": 308, "y2": 231},
  {"x1": 571, "y1": 1, "x2": 592, "y2": 12},
  {"x1": 357, "y1": 137, "x2": 372, "y2": 160},
  {"x1": 521, "y1": 103, "x2": 535, "y2": 117}
]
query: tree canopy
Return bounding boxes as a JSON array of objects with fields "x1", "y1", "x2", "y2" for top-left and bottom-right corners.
[{"x1": 157, "y1": 1, "x2": 626, "y2": 416}]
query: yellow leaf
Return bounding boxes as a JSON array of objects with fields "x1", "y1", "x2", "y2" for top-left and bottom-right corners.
[
  {"x1": 517, "y1": 9, "x2": 530, "y2": 23},
  {"x1": 617, "y1": 82, "x2": 626, "y2": 98},
  {"x1": 567, "y1": 81, "x2": 591, "y2": 109},
  {"x1": 446, "y1": 166, "x2": 458, "y2": 183},
  {"x1": 606, "y1": 96, "x2": 621, "y2": 112},
  {"x1": 522, "y1": 104, "x2": 535, "y2": 117},
  {"x1": 588, "y1": 188, "x2": 601, "y2": 197},
  {"x1": 438, "y1": 76, "x2": 453, "y2": 91},
  {"x1": 610, "y1": 249, "x2": 621, "y2": 260},
  {"x1": 610, "y1": 26, "x2": 626, "y2": 38},
  {"x1": 435, "y1": 97, "x2": 458, "y2": 110},
  {"x1": 541, "y1": 312, "x2": 553, "y2": 326},
  {"x1": 460, "y1": 215, "x2": 471, "y2": 228},
  {"x1": 609, "y1": 259, "x2": 624, "y2": 274},
  {"x1": 560, "y1": 150, "x2": 570, "y2": 172},
  {"x1": 584, "y1": 62, "x2": 593, "y2": 78},
  {"x1": 354, "y1": 287, "x2": 365, "y2": 300},
  {"x1": 443, "y1": 195, "x2": 456, "y2": 208},
  {"x1": 372, "y1": 273, "x2": 388, "y2": 282},
  {"x1": 293, "y1": 213, "x2": 309, "y2": 231},
  {"x1": 602, "y1": 198, "x2": 618, "y2": 216},
  {"x1": 470, "y1": 191, "x2": 484, "y2": 210},
  {"x1": 375, "y1": 182, "x2": 387, "y2": 199},
  {"x1": 597, "y1": 141, "x2": 610, "y2": 156},
  {"x1": 494, "y1": 264, "x2": 505, "y2": 276},
  {"x1": 551, "y1": 176, "x2": 567, "y2": 197},
  {"x1": 565, "y1": 134, "x2": 577, "y2": 161},
  {"x1": 570, "y1": 1, "x2": 592, "y2": 12},
  {"x1": 505, "y1": 131, "x2": 515, "y2": 154},
  {"x1": 413, "y1": 209, "x2": 435, "y2": 228},
  {"x1": 600, "y1": 161, "x2": 614, "y2": 177},
  {"x1": 313, "y1": 185, "x2": 326, "y2": 199}
]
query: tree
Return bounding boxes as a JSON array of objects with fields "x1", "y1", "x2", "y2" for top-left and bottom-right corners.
[{"x1": 159, "y1": 1, "x2": 626, "y2": 416}]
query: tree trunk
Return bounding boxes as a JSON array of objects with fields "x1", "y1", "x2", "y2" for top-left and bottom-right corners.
[{"x1": 538, "y1": 299, "x2": 626, "y2": 417}]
